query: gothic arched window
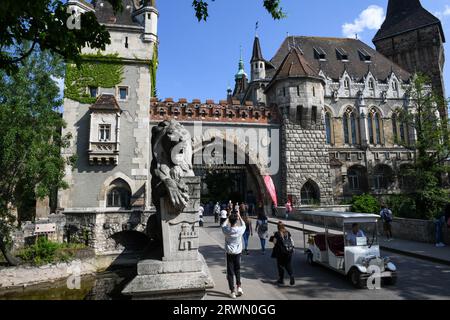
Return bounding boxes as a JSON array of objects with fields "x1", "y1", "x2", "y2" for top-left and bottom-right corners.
[
  {"x1": 301, "y1": 180, "x2": 320, "y2": 205},
  {"x1": 368, "y1": 109, "x2": 382, "y2": 145},
  {"x1": 392, "y1": 111, "x2": 408, "y2": 145},
  {"x1": 343, "y1": 108, "x2": 358, "y2": 145},
  {"x1": 106, "y1": 179, "x2": 131, "y2": 209},
  {"x1": 325, "y1": 111, "x2": 333, "y2": 145}
]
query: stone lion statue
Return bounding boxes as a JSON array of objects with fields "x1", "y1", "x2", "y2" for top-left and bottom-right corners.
[{"x1": 150, "y1": 120, "x2": 194, "y2": 214}]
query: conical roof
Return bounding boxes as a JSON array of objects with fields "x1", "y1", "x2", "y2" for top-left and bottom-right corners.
[{"x1": 251, "y1": 36, "x2": 264, "y2": 62}]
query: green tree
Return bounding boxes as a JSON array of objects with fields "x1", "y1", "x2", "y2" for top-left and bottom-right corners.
[
  {"x1": 1, "y1": 0, "x2": 286, "y2": 74},
  {"x1": 0, "y1": 46, "x2": 72, "y2": 266},
  {"x1": 0, "y1": 0, "x2": 126, "y2": 75},
  {"x1": 399, "y1": 74, "x2": 450, "y2": 219}
]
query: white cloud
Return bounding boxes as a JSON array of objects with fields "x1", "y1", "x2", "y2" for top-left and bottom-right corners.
[
  {"x1": 342, "y1": 5, "x2": 385, "y2": 38},
  {"x1": 435, "y1": 5, "x2": 450, "y2": 19}
]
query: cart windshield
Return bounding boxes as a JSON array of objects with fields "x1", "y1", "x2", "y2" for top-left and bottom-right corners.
[{"x1": 344, "y1": 222, "x2": 378, "y2": 247}]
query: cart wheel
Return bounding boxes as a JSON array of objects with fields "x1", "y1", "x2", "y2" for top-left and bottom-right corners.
[
  {"x1": 306, "y1": 252, "x2": 316, "y2": 266},
  {"x1": 349, "y1": 268, "x2": 364, "y2": 289},
  {"x1": 383, "y1": 275, "x2": 397, "y2": 286}
]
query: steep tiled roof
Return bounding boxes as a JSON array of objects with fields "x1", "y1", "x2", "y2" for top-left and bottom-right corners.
[
  {"x1": 270, "y1": 37, "x2": 411, "y2": 82},
  {"x1": 94, "y1": 0, "x2": 141, "y2": 27},
  {"x1": 373, "y1": 0, "x2": 444, "y2": 42},
  {"x1": 266, "y1": 47, "x2": 320, "y2": 91},
  {"x1": 90, "y1": 94, "x2": 121, "y2": 111}
]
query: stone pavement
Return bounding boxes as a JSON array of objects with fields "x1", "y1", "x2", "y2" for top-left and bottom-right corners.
[
  {"x1": 266, "y1": 216, "x2": 450, "y2": 266},
  {"x1": 198, "y1": 225, "x2": 288, "y2": 300}
]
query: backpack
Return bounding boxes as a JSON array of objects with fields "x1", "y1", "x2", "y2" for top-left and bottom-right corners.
[
  {"x1": 382, "y1": 209, "x2": 392, "y2": 222},
  {"x1": 259, "y1": 220, "x2": 268, "y2": 233},
  {"x1": 280, "y1": 233, "x2": 294, "y2": 254}
]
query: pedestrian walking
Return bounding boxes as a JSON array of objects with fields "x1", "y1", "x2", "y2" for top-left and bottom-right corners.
[
  {"x1": 198, "y1": 204, "x2": 204, "y2": 227},
  {"x1": 271, "y1": 202, "x2": 277, "y2": 217},
  {"x1": 255, "y1": 212, "x2": 269, "y2": 254},
  {"x1": 285, "y1": 200, "x2": 292, "y2": 220},
  {"x1": 220, "y1": 208, "x2": 228, "y2": 226},
  {"x1": 380, "y1": 205, "x2": 393, "y2": 241},
  {"x1": 242, "y1": 215, "x2": 253, "y2": 255},
  {"x1": 214, "y1": 202, "x2": 221, "y2": 224},
  {"x1": 240, "y1": 202, "x2": 248, "y2": 216},
  {"x1": 270, "y1": 221, "x2": 295, "y2": 286},
  {"x1": 221, "y1": 212, "x2": 246, "y2": 299},
  {"x1": 435, "y1": 203, "x2": 450, "y2": 247}
]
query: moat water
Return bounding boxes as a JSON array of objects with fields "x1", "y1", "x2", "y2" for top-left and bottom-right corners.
[{"x1": 0, "y1": 266, "x2": 136, "y2": 300}]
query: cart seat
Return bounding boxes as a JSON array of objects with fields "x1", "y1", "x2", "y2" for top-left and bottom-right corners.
[
  {"x1": 314, "y1": 234, "x2": 327, "y2": 251},
  {"x1": 328, "y1": 236, "x2": 344, "y2": 256}
]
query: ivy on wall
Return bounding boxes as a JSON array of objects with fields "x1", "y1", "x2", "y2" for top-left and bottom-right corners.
[
  {"x1": 150, "y1": 45, "x2": 158, "y2": 98},
  {"x1": 64, "y1": 53, "x2": 124, "y2": 104}
]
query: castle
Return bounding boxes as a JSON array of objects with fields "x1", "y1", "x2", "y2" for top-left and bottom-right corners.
[{"x1": 56, "y1": 0, "x2": 446, "y2": 253}]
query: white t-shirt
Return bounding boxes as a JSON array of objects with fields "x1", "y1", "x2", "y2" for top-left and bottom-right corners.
[
  {"x1": 222, "y1": 220, "x2": 246, "y2": 254},
  {"x1": 198, "y1": 206, "x2": 204, "y2": 216},
  {"x1": 220, "y1": 209, "x2": 228, "y2": 219}
]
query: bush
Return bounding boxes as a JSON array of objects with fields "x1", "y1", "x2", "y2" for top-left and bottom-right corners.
[
  {"x1": 385, "y1": 195, "x2": 419, "y2": 219},
  {"x1": 350, "y1": 194, "x2": 380, "y2": 214},
  {"x1": 17, "y1": 237, "x2": 86, "y2": 266}
]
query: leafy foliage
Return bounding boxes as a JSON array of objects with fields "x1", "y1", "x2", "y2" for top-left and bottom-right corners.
[
  {"x1": 396, "y1": 74, "x2": 450, "y2": 219},
  {"x1": 385, "y1": 195, "x2": 418, "y2": 219},
  {"x1": 192, "y1": 0, "x2": 285, "y2": 21},
  {"x1": 0, "y1": 0, "x2": 123, "y2": 75},
  {"x1": 65, "y1": 53, "x2": 124, "y2": 104},
  {"x1": 17, "y1": 237, "x2": 86, "y2": 266},
  {"x1": 0, "y1": 46, "x2": 72, "y2": 265},
  {"x1": 350, "y1": 194, "x2": 380, "y2": 214}
]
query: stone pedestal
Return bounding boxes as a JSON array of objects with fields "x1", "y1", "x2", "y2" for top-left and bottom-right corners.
[{"x1": 122, "y1": 176, "x2": 214, "y2": 299}]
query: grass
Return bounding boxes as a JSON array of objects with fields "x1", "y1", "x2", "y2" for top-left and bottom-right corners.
[{"x1": 17, "y1": 237, "x2": 87, "y2": 266}]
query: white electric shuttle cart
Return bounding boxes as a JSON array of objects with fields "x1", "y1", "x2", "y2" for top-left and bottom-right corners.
[{"x1": 302, "y1": 211, "x2": 397, "y2": 288}]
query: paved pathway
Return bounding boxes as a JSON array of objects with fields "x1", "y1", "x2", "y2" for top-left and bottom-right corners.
[
  {"x1": 199, "y1": 216, "x2": 450, "y2": 300},
  {"x1": 266, "y1": 216, "x2": 450, "y2": 266}
]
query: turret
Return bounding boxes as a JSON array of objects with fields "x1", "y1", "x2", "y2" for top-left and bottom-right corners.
[
  {"x1": 132, "y1": 0, "x2": 158, "y2": 43},
  {"x1": 251, "y1": 36, "x2": 266, "y2": 81}
]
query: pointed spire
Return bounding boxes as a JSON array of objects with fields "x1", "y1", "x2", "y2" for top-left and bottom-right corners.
[
  {"x1": 235, "y1": 46, "x2": 248, "y2": 80},
  {"x1": 251, "y1": 36, "x2": 264, "y2": 63}
]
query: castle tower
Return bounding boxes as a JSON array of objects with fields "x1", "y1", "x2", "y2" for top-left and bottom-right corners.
[
  {"x1": 265, "y1": 47, "x2": 333, "y2": 206},
  {"x1": 251, "y1": 36, "x2": 266, "y2": 81},
  {"x1": 60, "y1": 0, "x2": 158, "y2": 213},
  {"x1": 373, "y1": 0, "x2": 446, "y2": 115}
]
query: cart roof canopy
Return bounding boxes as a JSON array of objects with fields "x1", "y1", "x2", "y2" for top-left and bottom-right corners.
[{"x1": 302, "y1": 211, "x2": 380, "y2": 223}]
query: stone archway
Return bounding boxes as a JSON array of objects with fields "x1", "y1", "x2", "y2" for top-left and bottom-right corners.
[{"x1": 192, "y1": 132, "x2": 274, "y2": 214}]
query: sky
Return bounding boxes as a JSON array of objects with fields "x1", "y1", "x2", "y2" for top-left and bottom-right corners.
[{"x1": 155, "y1": 0, "x2": 450, "y2": 102}]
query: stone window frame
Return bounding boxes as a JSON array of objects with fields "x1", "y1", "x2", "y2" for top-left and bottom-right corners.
[
  {"x1": 343, "y1": 77, "x2": 350, "y2": 90},
  {"x1": 324, "y1": 107, "x2": 334, "y2": 145},
  {"x1": 105, "y1": 178, "x2": 132, "y2": 209},
  {"x1": 300, "y1": 180, "x2": 320, "y2": 205},
  {"x1": 88, "y1": 86, "x2": 98, "y2": 98},
  {"x1": 342, "y1": 107, "x2": 359, "y2": 146},
  {"x1": 367, "y1": 107, "x2": 383, "y2": 146},
  {"x1": 372, "y1": 164, "x2": 394, "y2": 191},
  {"x1": 391, "y1": 109, "x2": 409, "y2": 146},
  {"x1": 98, "y1": 123, "x2": 112, "y2": 142},
  {"x1": 117, "y1": 86, "x2": 129, "y2": 101}
]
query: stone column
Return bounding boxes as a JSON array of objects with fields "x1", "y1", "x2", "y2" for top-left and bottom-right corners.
[{"x1": 359, "y1": 110, "x2": 369, "y2": 148}]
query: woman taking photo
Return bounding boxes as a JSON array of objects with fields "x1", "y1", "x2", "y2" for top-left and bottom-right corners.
[{"x1": 270, "y1": 221, "x2": 295, "y2": 285}]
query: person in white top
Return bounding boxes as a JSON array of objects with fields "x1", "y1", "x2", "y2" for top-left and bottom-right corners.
[
  {"x1": 198, "y1": 205, "x2": 204, "y2": 227},
  {"x1": 222, "y1": 212, "x2": 246, "y2": 299},
  {"x1": 220, "y1": 208, "x2": 228, "y2": 226}
]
